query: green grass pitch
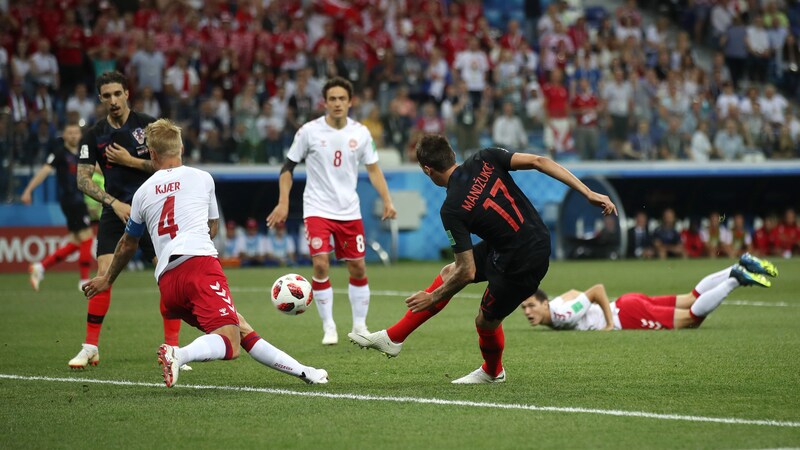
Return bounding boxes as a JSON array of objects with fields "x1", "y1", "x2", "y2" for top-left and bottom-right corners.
[{"x1": 1, "y1": 258, "x2": 799, "y2": 449}]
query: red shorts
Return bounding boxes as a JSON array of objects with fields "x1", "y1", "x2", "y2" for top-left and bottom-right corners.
[
  {"x1": 158, "y1": 256, "x2": 239, "y2": 333},
  {"x1": 616, "y1": 293, "x2": 676, "y2": 330},
  {"x1": 304, "y1": 216, "x2": 366, "y2": 260}
]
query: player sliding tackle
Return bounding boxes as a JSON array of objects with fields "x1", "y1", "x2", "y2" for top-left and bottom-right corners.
[
  {"x1": 83, "y1": 119, "x2": 328, "y2": 387},
  {"x1": 521, "y1": 254, "x2": 778, "y2": 331}
]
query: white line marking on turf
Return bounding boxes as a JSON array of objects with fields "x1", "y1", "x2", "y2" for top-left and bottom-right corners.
[{"x1": 1, "y1": 373, "x2": 798, "y2": 428}]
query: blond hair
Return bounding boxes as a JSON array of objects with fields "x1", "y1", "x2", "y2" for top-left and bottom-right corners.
[{"x1": 145, "y1": 118, "x2": 182, "y2": 158}]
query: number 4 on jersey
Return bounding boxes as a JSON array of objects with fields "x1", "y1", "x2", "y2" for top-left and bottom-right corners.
[{"x1": 158, "y1": 195, "x2": 179, "y2": 238}]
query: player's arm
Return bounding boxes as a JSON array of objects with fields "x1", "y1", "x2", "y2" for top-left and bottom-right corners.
[
  {"x1": 20, "y1": 163, "x2": 53, "y2": 204},
  {"x1": 77, "y1": 163, "x2": 130, "y2": 223},
  {"x1": 365, "y1": 162, "x2": 397, "y2": 220},
  {"x1": 583, "y1": 284, "x2": 615, "y2": 331},
  {"x1": 105, "y1": 142, "x2": 156, "y2": 173},
  {"x1": 266, "y1": 159, "x2": 297, "y2": 227},
  {"x1": 406, "y1": 249, "x2": 475, "y2": 312},
  {"x1": 509, "y1": 152, "x2": 617, "y2": 216},
  {"x1": 83, "y1": 231, "x2": 141, "y2": 298},
  {"x1": 208, "y1": 219, "x2": 219, "y2": 240}
]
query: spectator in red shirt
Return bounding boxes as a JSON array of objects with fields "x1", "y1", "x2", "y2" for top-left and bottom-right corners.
[
  {"x1": 499, "y1": 19, "x2": 525, "y2": 52},
  {"x1": 753, "y1": 214, "x2": 778, "y2": 257},
  {"x1": 681, "y1": 219, "x2": 705, "y2": 258},
  {"x1": 729, "y1": 213, "x2": 753, "y2": 256},
  {"x1": 571, "y1": 78, "x2": 601, "y2": 160},
  {"x1": 770, "y1": 208, "x2": 799, "y2": 258},
  {"x1": 542, "y1": 68, "x2": 573, "y2": 156},
  {"x1": 55, "y1": 10, "x2": 84, "y2": 95}
]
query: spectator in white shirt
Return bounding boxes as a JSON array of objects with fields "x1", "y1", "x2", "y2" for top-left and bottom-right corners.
[
  {"x1": 30, "y1": 39, "x2": 59, "y2": 91},
  {"x1": 759, "y1": 84, "x2": 788, "y2": 126},
  {"x1": 746, "y1": 15, "x2": 772, "y2": 84},
  {"x1": 65, "y1": 84, "x2": 95, "y2": 126},
  {"x1": 715, "y1": 82, "x2": 739, "y2": 119},
  {"x1": 689, "y1": 121, "x2": 713, "y2": 162},
  {"x1": 492, "y1": 101, "x2": 528, "y2": 151},
  {"x1": 454, "y1": 37, "x2": 489, "y2": 105},
  {"x1": 164, "y1": 54, "x2": 199, "y2": 122}
]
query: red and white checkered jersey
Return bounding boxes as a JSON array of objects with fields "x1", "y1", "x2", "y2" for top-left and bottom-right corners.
[{"x1": 287, "y1": 116, "x2": 378, "y2": 220}]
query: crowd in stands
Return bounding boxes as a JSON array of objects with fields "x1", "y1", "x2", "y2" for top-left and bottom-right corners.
[
  {"x1": 626, "y1": 207, "x2": 799, "y2": 260},
  {"x1": 219, "y1": 217, "x2": 310, "y2": 267},
  {"x1": 1, "y1": 0, "x2": 800, "y2": 187}
]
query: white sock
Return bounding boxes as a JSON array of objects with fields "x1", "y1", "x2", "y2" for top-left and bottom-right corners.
[
  {"x1": 175, "y1": 334, "x2": 226, "y2": 364},
  {"x1": 693, "y1": 266, "x2": 733, "y2": 295},
  {"x1": 314, "y1": 284, "x2": 335, "y2": 329},
  {"x1": 690, "y1": 278, "x2": 739, "y2": 318},
  {"x1": 246, "y1": 338, "x2": 310, "y2": 377},
  {"x1": 348, "y1": 281, "x2": 370, "y2": 330}
]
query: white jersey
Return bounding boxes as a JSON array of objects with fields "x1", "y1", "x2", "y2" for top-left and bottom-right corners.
[
  {"x1": 286, "y1": 116, "x2": 378, "y2": 221},
  {"x1": 549, "y1": 293, "x2": 621, "y2": 331},
  {"x1": 129, "y1": 165, "x2": 220, "y2": 280}
]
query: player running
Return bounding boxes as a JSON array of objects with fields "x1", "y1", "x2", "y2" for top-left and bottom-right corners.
[
  {"x1": 73, "y1": 71, "x2": 181, "y2": 369},
  {"x1": 521, "y1": 254, "x2": 778, "y2": 331},
  {"x1": 82, "y1": 119, "x2": 329, "y2": 387},
  {"x1": 266, "y1": 77, "x2": 396, "y2": 345},
  {"x1": 350, "y1": 135, "x2": 616, "y2": 383},
  {"x1": 21, "y1": 122, "x2": 94, "y2": 292}
]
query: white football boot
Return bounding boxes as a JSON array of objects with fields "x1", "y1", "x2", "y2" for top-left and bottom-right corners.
[
  {"x1": 300, "y1": 368, "x2": 329, "y2": 384},
  {"x1": 451, "y1": 366, "x2": 506, "y2": 384},
  {"x1": 348, "y1": 329, "x2": 403, "y2": 358},
  {"x1": 29, "y1": 263, "x2": 44, "y2": 292},
  {"x1": 157, "y1": 344, "x2": 180, "y2": 388},
  {"x1": 68, "y1": 344, "x2": 99, "y2": 369},
  {"x1": 351, "y1": 324, "x2": 369, "y2": 336},
  {"x1": 321, "y1": 324, "x2": 338, "y2": 345}
]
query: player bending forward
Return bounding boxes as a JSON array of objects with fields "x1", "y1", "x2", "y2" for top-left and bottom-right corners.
[
  {"x1": 521, "y1": 253, "x2": 778, "y2": 331},
  {"x1": 83, "y1": 119, "x2": 328, "y2": 387}
]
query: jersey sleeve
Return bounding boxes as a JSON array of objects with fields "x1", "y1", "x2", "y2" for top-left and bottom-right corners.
[
  {"x1": 550, "y1": 293, "x2": 592, "y2": 327},
  {"x1": 483, "y1": 147, "x2": 514, "y2": 172},
  {"x1": 440, "y1": 207, "x2": 473, "y2": 253},
  {"x1": 45, "y1": 152, "x2": 57, "y2": 167},
  {"x1": 126, "y1": 189, "x2": 146, "y2": 238},
  {"x1": 285, "y1": 125, "x2": 309, "y2": 163},
  {"x1": 205, "y1": 172, "x2": 220, "y2": 220},
  {"x1": 78, "y1": 130, "x2": 97, "y2": 165},
  {"x1": 359, "y1": 128, "x2": 379, "y2": 165}
]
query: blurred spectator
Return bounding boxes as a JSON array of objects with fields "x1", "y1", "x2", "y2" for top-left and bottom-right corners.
[
  {"x1": 236, "y1": 218, "x2": 268, "y2": 266},
  {"x1": 759, "y1": 84, "x2": 788, "y2": 127},
  {"x1": 627, "y1": 211, "x2": 655, "y2": 259},
  {"x1": 772, "y1": 124, "x2": 798, "y2": 159},
  {"x1": 8, "y1": 80, "x2": 30, "y2": 124},
  {"x1": 287, "y1": 75, "x2": 316, "y2": 129},
  {"x1": 200, "y1": 128, "x2": 237, "y2": 164},
  {"x1": 164, "y1": 55, "x2": 199, "y2": 123},
  {"x1": 222, "y1": 220, "x2": 242, "y2": 259},
  {"x1": 602, "y1": 67, "x2": 633, "y2": 159},
  {"x1": 716, "y1": 82, "x2": 739, "y2": 120},
  {"x1": 129, "y1": 35, "x2": 166, "y2": 103},
  {"x1": 30, "y1": 39, "x2": 59, "y2": 93},
  {"x1": 88, "y1": 42, "x2": 118, "y2": 79},
  {"x1": 701, "y1": 211, "x2": 734, "y2": 258},
  {"x1": 31, "y1": 83, "x2": 55, "y2": 123},
  {"x1": 24, "y1": 118, "x2": 54, "y2": 166},
  {"x1": 337, "y1": 41, "x2": 367, "y2": 93},
  {"x1": 753, "y1": 214, "x2": 778, "y2": 257},
  {"x1": 721, "y1": 15, "x2": 748, "y2": 88},
  {"x1": 689, "y1": 121, "x2": 713, "y2": 162},
  {"x1": 713, "y1": 119, "x2": 747, "y2": 160},
  {"x1": 626, "y1": 119, "x2": 657, "y2": 160},
  {"x1": 770, "y1": 208, "x2": 799, "y2": 258},
  {"x1": 55, "y1": 10, "x2": 85, "y2": 94},
  {"x1": 254, "y1": 101, "x2": 285, "y2": 165},
  {"x1": 11, "y1": 40, "x2": 33, "y2": 96},
  {"x1": 653, "y1": 208, "x2": 686, "y2": 259},
  {"x1": 658, "y1": 116, "x2": 686, "y2": 160},
  {"x1": 746, "y1": 14, "x2": 771, "y2": 84},
  {"x1": 781, "y1": 33, "x2": 799, "y2": 97},
  {"x1": 571, "y1": 78, "x2": 601, "y2": 160},
  {"x1": 383, "y1": 100, "x2": 411, "y2": 160},
  {"x1": 681, "y1": 219, "x2": 705, "y2": 258},
  {"x1": 542, "y1": 68, "x2": 572, "y2": 156},
  {"x1": 454, "y1": 36, "x2": 489, "y2": 106},
  {"x1": 492, "y1": 101, "x2": 527, "y2": 152},
  {"x1": 362, "y1": 107, "x2": 384, "y2": 148},
  {"x1": 65, "y1": 84, "x2": 95, "y2": 126},
  {"x1": 524, "y1": 80, "x2": 544, "y2": 127},
  {"x1": 729, "y1": 213, "x2": 753, "y2": 256},
  {"x1": 138, "y1": 86, "x2": 161, "y2": 119},
  {"x1": 710, "y1": 2, "x2": 734, "y2": 44},
  {"x1": 263, "y1": 222, "x2": 296, "y2": 267}
]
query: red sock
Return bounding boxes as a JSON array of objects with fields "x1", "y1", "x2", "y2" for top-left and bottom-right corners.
[
  {"x1": 78, "y1": 238, "x2": 93, "y2": 280},
  {"x1": 386, "y1": 274, "x2": 449, "y2": 343},
  {"x1": 478, "y1": 325, "x2": 505, "y2": 377},
  {"x1": 163, "y1": 318, "x2": 181, "y2": 346},
  {"x1": 41, "y1": 242, "x2": 79, "y2": 269},
  {"x1": 219, "y1": 335, "x2": 233, "y2": 360},
  {"x1": 86, "y1": 288, "x2": 111, "y2": 346},
  {"x1": 241, "y1": 331, "x2": 260, "y2": 352}
]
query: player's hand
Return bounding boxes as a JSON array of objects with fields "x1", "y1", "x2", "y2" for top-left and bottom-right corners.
[
  {"x1": 105, "y1": 143, "x2": 133, "y2": 166},
  {"x1": 266, "y1": 203, "x2": 288, "y2": 228},
  {"x1": 586, "y1": 191, "x2": 617, "y2": 216},
  {"x1": 83, "y1": 276, "x2": 111, "y2": 299},
  {"x1": 405, "y1": 290, "x2": 436, "y2": 313},
  {"x1": 382, "y1": 201, "x2": 397, "y2": 221},
  {"x1": 112, "y1": 201, "x2": 131, "y2": 223},
  {"x1": 20, "y1": 191, "x2": 32, "y2": 205}
]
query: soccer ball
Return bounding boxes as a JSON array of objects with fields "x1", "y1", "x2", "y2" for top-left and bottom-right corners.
[{"x1": 270, "y1": 274, "x2": 313, "y2": 315}]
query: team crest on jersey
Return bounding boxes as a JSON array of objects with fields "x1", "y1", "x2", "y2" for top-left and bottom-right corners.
[
  {"x1": 132, "y1": 127, "x2": 146, "y2": 145},
  {"x1": 348, "y1": 139, "x2": 357, "y2": 149},
  {"x1": 80, "y1": 145, "x2": 88, "y2": 159},
  {"x1": 311, "y1": 237, "x2": 323, "y2": 250}
]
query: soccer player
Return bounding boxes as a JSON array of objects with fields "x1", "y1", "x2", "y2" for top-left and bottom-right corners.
[
  {"x1": 520, "y1": 254, "x2": 778, "y2": 331},
  {"x1": 349, "y1": 134, "x2": 616, "y2": 383},
  {"x1": 82, "y1": 119, "x2": 329, "y2": 387},
  {"x1": 266, "y1": 77, "x2": 396, "y2": 345},
  {"x1": 73, "y1": 71, "x2": 181, "y2": 369},
  {"x1": 21, "y1": 122, "x2": 94, "y2": 291}
]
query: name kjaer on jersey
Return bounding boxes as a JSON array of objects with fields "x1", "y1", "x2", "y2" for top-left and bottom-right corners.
[{"x1": 156, "y1": 182, "x2": 181, "y2": 195}]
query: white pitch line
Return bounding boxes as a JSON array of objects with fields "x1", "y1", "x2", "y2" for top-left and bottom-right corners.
[{"x1": 0, "y1": 373, "x2": 798, "y2": 428}]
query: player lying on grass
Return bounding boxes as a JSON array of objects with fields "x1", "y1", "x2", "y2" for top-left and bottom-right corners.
[
  {"x1": 521, "y1": 253, "x2": 778, "y2": 331},
  {"x1": 82, "y1": 119, "x2": 328, "y2": 387}
]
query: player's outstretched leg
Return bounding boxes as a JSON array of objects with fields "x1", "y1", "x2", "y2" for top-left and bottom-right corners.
[
  {"x1": 729, "y1": 264, "x2": 771, "y2": 288},
  {"x1": 241, "y1": 331, "x2": 328, "y2": 384},
  {"x1": 348, "y1": 330, "x2": 403, "y2": 358},
  {"x1": 738, "y1": 253, "x2": 779, "y2": 278},
  {"x1": 157, "y1": 333, "x2": 236, "y2": 388},
  {"x1": 689, "y1": 265, "x2": 770, "y2": 323},
  {"x1": 30, "y1": 241, "x2": 81, "y2": 291},
  {"x1": 68, "y1": 344, "x2": 99, "y2": 369}
]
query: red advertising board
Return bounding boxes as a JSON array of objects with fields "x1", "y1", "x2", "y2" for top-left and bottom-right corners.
[{"x1": 0, "y1": 227, "x2": 96, "y2": 273}]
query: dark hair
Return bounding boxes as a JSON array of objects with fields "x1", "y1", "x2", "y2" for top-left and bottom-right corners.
[
  {"x1": 415, "y1": 134, "x2": 455, "y2": 172},
  {"x1": 95, "y1": 71, "x2": 129, "y2": 94},
  {"x1": 322, "y1": 76, "x2": 353, "y2": 101},
  {"x1": 533, "y1": 289, "x2": 548, "y2": 302}
]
